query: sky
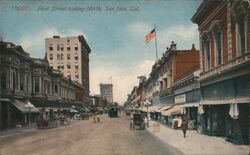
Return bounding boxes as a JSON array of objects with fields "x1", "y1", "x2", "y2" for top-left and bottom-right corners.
[{"x1": 0, "y1": 0, "x2": 202, "y2": 104}]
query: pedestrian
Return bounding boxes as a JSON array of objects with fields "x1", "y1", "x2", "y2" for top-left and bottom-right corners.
[{"x1": 181, "y1": 119, "x2": 188, "y2": 138}]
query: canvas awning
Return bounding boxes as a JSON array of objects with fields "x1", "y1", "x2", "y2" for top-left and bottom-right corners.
[
  {"x1": 11, "y1": 99, "x2": 40, "y2": 113},
  {"x1": 182, "y1": 103, "x2": 199, "y2": 108},
  {"x1": 147, "y1": 105, "x2": 161, "y2": 112},
  {"x1": 161, "y1": 105, "x2": 184, "y2": 116},
  {"x1": 200, "y1": 97, "x2": 250, "y2": 105},
  {"x1": 155, "y1": 105, "x2": 173, "y2": 112}
]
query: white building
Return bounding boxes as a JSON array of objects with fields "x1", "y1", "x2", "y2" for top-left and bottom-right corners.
[
  {"x1": 99, "y1": 83, "x2": 113, "y2": 104},
  {"x1": 45, "y1": 35, "x2": 91, "y2": 105}
]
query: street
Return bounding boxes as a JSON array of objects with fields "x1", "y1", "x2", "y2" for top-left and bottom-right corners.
[{"x1": 0, "y1": 113, "x2": 184, "y2": 155}]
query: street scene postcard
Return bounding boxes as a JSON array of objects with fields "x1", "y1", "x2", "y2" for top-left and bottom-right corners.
[{"x1": 0, "y1": 0, "x2": 249, "y2": 155}]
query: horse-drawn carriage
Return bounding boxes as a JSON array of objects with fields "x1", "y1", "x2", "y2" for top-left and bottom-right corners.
[{"x1": 131, "y1": 113, "x2": 145, "y2": 130}]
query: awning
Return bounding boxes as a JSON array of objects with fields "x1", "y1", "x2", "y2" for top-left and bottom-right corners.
[
  {"x1": 70, "y1": 109, "x2": 78, "y2": 113},
  {"x1": 0, "y1": 98, "x2": 11, "y2": 102},
  {"x1": 147, "y1": 105, "x2": 161, "y2": 112},
  {"x1": 11, "y1": 99, "x2": 40, "y2": 113},
  {"x1": 200, "y1": 97, "x2": 250, "y2": 105},
  {"x1": 161, "y1": 105, "x2": 184, "y2": 116},
  {"x1": 182, "y1": 103, "x2": 199, "y2": 108},
  {"x1": 155, "y1": 105, "x2": 173, "y2": 112}
]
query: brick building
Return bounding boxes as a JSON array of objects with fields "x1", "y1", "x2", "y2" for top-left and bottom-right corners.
[{"x1": 192, "y1": 0, "x2": 250, "y2": 144}]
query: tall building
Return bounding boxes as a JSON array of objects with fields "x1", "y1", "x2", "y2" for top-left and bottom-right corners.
[
  {"x1": 45, "y1": 35, "x2": 91, "y2": 106},
  {"x1": 99, "y1": 83, "x2": 113, "y2": 104}
]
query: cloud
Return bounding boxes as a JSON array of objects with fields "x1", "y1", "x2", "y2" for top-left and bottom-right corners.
[
  {"x1": 89, "y1": 59, "x2": 154, "y2": 104},
  {"x1": 18, "y1": 27, "x2": 88, "y2": 58},
  {"x1": 158, "y1": 24, "x2": 199, "y2": 50}
]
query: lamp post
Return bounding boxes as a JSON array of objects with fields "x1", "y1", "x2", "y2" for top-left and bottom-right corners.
[{"x1": 25, "y1": 102, "x2": 34, "y2": 128}]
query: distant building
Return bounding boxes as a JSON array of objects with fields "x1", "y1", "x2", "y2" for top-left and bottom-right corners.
[
  {"x1": 99, "y1": 83, "x2": 113, "y2": 104},
  {"x1": 45, "y1": 35, "x2": 91, "y2": 106}
]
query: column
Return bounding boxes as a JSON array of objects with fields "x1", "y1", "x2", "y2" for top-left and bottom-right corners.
[{"x1": 227, "y1": 1, "x2": 233, "y2": 61}]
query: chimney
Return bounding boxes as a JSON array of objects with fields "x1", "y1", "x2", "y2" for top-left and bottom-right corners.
[
  {"x1": 170, "y1": 41, "x2": 176, "y2": 50},
  {"x1": 191, "y1": 44, "x2": 196, "y2": 51},
  {"x1": 53, "y1": 35, "x2": 60, "y2": 38}
]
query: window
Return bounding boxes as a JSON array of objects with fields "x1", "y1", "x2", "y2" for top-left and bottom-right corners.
[
  {"x1": 67, "y1": 62, "x2": 71, "y2": 69},
  {"x1": 35, "y1": 77, "x2": 40, "y2": 93},
  {"x1": 75, "y1": 63, "x2": 79, "y2": 69},
  {"x1": 75, "y1": 53, "x2": 78, "y2": 60},
  {"x1": 57, "y1": 54, "x2": 60, "y2": 60},
  {"x1": 49, "y1": 44, "x2": 53, "y2": 51},
  {"x1": 60, "y1": 44, "x2": 64, "y2": 51},
  {"x1": 12, "y1": 70, "x2": 17, "y2": 90},
  {"x1": 74, "y1": 44, "x2": 78, "y2": 51},
  {"x1": 1, "y1": 70, "x2": 7, "y2": 90},
  {"x1": 57, "y1": 63, "x2": 60, "y2": 69},
  {"x1": 213, "y1": 24, "x2": 223, "y2": 66},
  {"x1": 60, "y1": 63, "x2": 64, "y2": 69},
  {"x1": 67, "y1": 39, "x2": 70, "y2": 43},
  {"x1": 67, "y1": 72, "x2": 71, "y2": 79},
  {"x1": 67, "y1": 44, "x2": 70, "y2": 51},
  {"x1": 75, "y1": 71, "x2": 79, "y2": 79},
  {"x1": 55, "y1": 84, "x2": 58, "y2": 93},
  {"x1": 236, "y1": 15, "x2": 247, "y2": 55},
  {"x1": 57, "y1": 44, "x2": 60, "y2": 51},
  {"x1": 215, "y1": 32, "x2": 222, "y2": 66},
  {"x1": 67, "y1": 53, "x2": 70, "y2": 60},
  {"x1": 61, "y1": 54, "x2": 64, "y2": 60},
  {"x1": 203, "y1": 33, "x2": 211, "y2": 71},
  {"x1": 49, "y1": 54, "x2": 53, "y2": 60},
  {"x1": 20, "y1": 72, "x2": 24, "y2": 91}
]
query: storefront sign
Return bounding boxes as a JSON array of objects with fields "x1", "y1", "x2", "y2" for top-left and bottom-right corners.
[{"x1": 175, "y1": 94, "x2": 186, "y2": 104}]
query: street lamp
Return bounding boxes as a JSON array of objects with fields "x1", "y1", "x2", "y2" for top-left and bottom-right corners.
[{"x1": 25, "y1": 102, "x2": 34, "y2": 128}]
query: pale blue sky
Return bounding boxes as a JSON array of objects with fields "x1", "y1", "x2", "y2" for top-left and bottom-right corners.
[{"x1": 0, "y1": 0, "x2": 202, "y2": 103}]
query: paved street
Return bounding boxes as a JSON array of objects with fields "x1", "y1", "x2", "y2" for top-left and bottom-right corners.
[{"x1": 0, "y1": 114, "x2": 183, "y2": 155}]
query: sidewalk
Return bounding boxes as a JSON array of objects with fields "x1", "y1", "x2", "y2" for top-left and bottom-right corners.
[
  {"x1": 0, "y1": 124, "x2": 38, "y2": 138},
  {"x1": 147, "y1": 120, "x2": 249, "y2": 155}
]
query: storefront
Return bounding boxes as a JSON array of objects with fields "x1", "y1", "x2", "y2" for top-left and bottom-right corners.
[{"x1": 200, "y1": 74, "x2": 250, "y2": 144}]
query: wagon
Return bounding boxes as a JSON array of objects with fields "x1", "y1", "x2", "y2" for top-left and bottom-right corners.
[{"x1": 132, "y1": 113, "x2": 145, "y2": 130}]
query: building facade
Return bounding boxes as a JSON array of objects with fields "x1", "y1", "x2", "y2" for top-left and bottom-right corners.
[
  {"x1": 192, "y1": 0, "x2": 250, "y2": 144},
  {"x1": 45, "y1": 35, "x2": 91, "y2": 106},
  {"x1": 99, "y1": 83, "x2": 113, "y2": 104},
  {"x1": 0, "y1": 41, "x2": 84, "y2": 129}
]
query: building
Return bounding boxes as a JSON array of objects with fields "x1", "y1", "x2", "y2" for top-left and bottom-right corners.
[
  {"x1": 0, "y1": 41, "x2": 84, "y2": 129},
  {"x1": 99, "y1": 83, "x2": 113, "y2": 104},
  {"x1": 45, "y1": 35, "x2": 91, "y2": 106},
  {"x1": 192, "y1": 0, "x2": 250, "y2": 144},
  {"x1": 159, "y1": 42, "x2": 200, "y2": 106}
]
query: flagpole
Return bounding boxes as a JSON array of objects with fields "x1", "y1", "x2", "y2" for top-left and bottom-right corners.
[{"x1": 154, "y1": 25, "x2": 159, "y2": 61}]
